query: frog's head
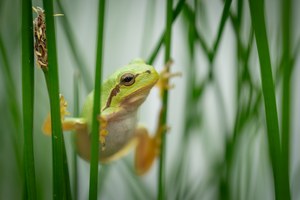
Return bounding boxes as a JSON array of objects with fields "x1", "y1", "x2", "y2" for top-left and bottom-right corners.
[{"x1": 102, "y1": 59, "x2": 159, "y2": 111}]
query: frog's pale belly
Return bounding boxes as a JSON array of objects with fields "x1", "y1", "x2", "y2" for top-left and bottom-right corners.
[
  {"x1": 100, "y1": 112, "x2": 138, "y2": 160},
  {"x1": 75, "y1": 110, "x2": 139, "y2": 162}
]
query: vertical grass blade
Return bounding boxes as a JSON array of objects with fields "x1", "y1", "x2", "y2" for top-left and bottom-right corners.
[
  {"x1": 21, "y1": 0, "x2": 37, "y2": 198},
  {"x1": 158, "y1": 0, "x2": 173, "y2": 199},
  {"x1": 56, "y1": 2, "x2": 93, "y2": 91},
  {"x1": 210, "y1": 0, "x2": 232, "y2": 61},
  {"x1": 73, "y1": 72, "x2": 80, "y2": 200},
  {"x1": 42, "y1": 1, "x2": 71, "y2": 199},
  {"x1": 0, "y1": 35, "x2": 22, "y2": 173},
  {"x1": 89, "y1": 0, "x2": 106, "y2": 199},
  {"x1": 147, "y1": 0, "x2": 185, "y2": 65},
  {"x1": 280, "y1": 0, "x2": 292, "y2": 198},
  {"x1": 248, "y1": 0, "x2": 283, "y2": 199}
]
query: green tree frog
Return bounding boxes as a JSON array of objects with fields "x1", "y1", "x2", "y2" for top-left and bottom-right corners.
[{"x1": 43, "y1": 59, "x2": 176, "y2": 175}]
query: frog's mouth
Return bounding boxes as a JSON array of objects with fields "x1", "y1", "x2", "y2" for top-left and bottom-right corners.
[{"x1": 120, "y1": 81, "x2": 157, "y2": 109}]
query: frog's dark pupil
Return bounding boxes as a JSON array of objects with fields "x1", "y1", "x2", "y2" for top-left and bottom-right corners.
[
  {"x1": 120, "y1": 73, "x2": 135, "y2": 86},
  {"x1": 124, "y1": 76, "x2": 133, "y2": 82}
]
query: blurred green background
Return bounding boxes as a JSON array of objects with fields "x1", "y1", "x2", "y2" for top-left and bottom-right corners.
[{"x1": 0, "y1": 0, "x2": 299, "y2": 199}]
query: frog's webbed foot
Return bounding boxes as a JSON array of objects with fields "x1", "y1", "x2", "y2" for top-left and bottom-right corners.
[
  {"x1": 156, "y1": 59, "x2": 181, "y2": 96},
  {"x1": 42, "y1": 94, "x2": 86, "y2": 135},
  {"x1": 97, "y1": 115, "x2": 108, "y2": 151},
  {"x1": 134, "y1": 124, "x2": 169, "y2": 175}
]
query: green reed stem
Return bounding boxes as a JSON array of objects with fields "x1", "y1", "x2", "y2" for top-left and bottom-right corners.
[
  {"x1": 21, "y1": 0, "x2": 37, "y2": 199},
  {"x1": 42, "y1": 1, "x2": 72, "y2": 198},
  {"x1": 56, "y1": 1, "x2": 93, "y2": 91},
  {"x1": 89, "y1": 0, "x2": 105, "y2": 199},
  {"x1": 248, "y1": 0, "x2": 283, "y2": 199},
  {"x1": 147, "y1": 0, "x2": 185, "y2": 65},
  {"x1": 281, "y1": 0, "x2": 292, "y2": 199},
  {"x1": 158, "y1": 0, "x2": 173, "y2": 199}
]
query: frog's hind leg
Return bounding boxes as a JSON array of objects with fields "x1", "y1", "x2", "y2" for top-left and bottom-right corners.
[
  {"x1": 134, "y1": 125, "x2": 166, "y2": 175},
  {"x1": 42, "y1": 95, "x2": 86, "y2": 135}
]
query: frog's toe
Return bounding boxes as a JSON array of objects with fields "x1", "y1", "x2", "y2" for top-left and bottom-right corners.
[
  {"x1": 42, "y1": 114, "x2": 52, "y2": 135},
  {"x1": 156, "y1": 60, "x2": 181, "y2": 96}
]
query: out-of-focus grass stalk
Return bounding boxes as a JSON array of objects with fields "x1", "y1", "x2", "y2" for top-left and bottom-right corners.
[
  {"x1": 248, "y1": 0, "x2": 283, "y2": 199},
  {"x1": 21, "y1": 0, "x2": 37, "y2": 199},
  {"x1": 221, "y1": 1, "x2": 249, "y2": 199},
  {"x1": 188, "y1": 0, "x2": 232, "y2": 68},
  {"x1": 147, "y1": 0, "x2": 185, "y2": 65},
  {"x1": 209, "y1": 0, "x2": 232, "y2": 61},
  {"x1": 121, "y1": 160, "x2": 153, "y2": 199},
  {"x1": 0, "y1": 36, "x2": 22, "y2": 172},
  {"x1": 89, "y1": 0, "x2": 105, "y2": 199},
  {"x1": 183, "y1": 3, "x2": 209, "y2": 60},
  {"x1": 157, "y1": 0, "x2": 173, "y2": 199},
  {"x1": 72, "y1": 72, "x2": 80, "y2": 200},
  {"x1": 281, "y1": 0, "x2": 292, "y2": 198},
  {"x1": 56, "y1": 1, "x2": 93, "y2": 91},
  {"x1": 42, "y1": 1, "x2": 72, "y2": 198},
  {"x1": 172, "y1": 2, "x2": 198, "y2": 198}
]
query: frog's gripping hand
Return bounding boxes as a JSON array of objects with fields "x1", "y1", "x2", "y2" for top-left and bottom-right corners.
[
  {"x1": 97, "y1": 115, "x2": 108, "y2": 151},
  {"x1": 42, "y1": 95, "x2": 86, "y2": 135},
  {"x1": 156, "y1": 59, "x2": 181, "y2": 96}
]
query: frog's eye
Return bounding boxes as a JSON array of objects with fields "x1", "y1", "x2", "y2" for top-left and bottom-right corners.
[{"x1": 120, "y1": 73, "x2": 135, "y2": 86}]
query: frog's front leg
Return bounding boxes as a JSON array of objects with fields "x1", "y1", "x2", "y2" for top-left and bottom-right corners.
[
  {"x1": 42, "y1": 95, "x2": 86, "y2": 135},
  {"x1": 97, "y1": 115, "x2": 108, "y2": 151}
]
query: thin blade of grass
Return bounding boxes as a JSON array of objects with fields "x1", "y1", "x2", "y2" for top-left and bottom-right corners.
[
  {"x1": 56, "y1": 1, "x2": 93, "y2": 91},
  {"x1": 88, "y1": 0, "x2": 106, "y2": 199},
  {"x1": 72, "y1": 72, "x2": 80, "y2": 200},
  {"x1": 21, "y1": 0, "x2": 37, "y2": 198},
  {"x1": 147, "y1": 0, "x2": 185, "y2": 65},
  {"x1": 0, "y1": 35, "x2": 22, "y2": 173},
  {"x1": 42, "y1": 1, "x2": 72, "y2": 199},
  {"x1": 280, "y1": 0, "x2": 292, "y2": 198},
  {"x1": 248, "y1": 0, "x2": 283, "y2": 199},
  {"x1": 209, "y1": 0, "x2": 232, "y2": 61},
  {"x1": 157, "y1": 0, "x2": 173, "y2": 199},
  {"x1": 182, "y1": 3, "x2": 209, "y2": 55}
]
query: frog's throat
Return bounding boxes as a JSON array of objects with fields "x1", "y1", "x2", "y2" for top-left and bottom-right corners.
[{"x1": 120, "y1": 83, "x2": 155, "y2": 108}]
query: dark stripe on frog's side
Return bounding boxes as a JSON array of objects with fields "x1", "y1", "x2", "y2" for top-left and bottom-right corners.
[{"x1": 102, "y1": 84, "x2": 120, "y2": 111}]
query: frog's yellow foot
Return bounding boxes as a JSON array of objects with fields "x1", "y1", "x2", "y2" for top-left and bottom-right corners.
[
  {"x1": 134, "y1": 127, "x2": 157, "y2": 175},
  {"x1": 43, "y1": 114, "x2": 52, "y2": 135},
  {"x1": 42, "y1": 94, "x2": 86, "y2": 135},
  {"x1": 134, "y1": 125, "x2": 169, "y2": 175},
  {"x1": 97, "y1": 115, "x2": 108, "y2": 151},
  {"x1": 157, "y1": 59, "x2": 181, "y2": 96},
  {"x1": 42, "y1": 94, "x2": 70, "y2": 135}
]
